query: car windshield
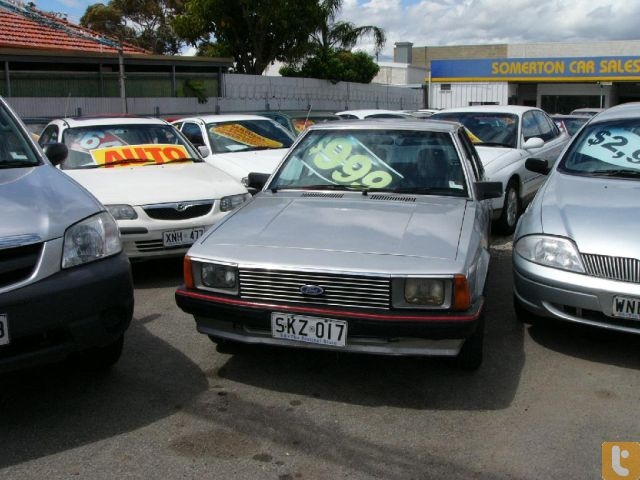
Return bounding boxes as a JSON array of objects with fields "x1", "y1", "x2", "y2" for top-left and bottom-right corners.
[
  {"x1": 268, "y1": 129, "x2": 468, "y2": 196},
  {"x1": 59, "y1": 124, "x2": 200, "y2": 169},
  {"x1": 559, "y1": 119, "x2": 640, "y2": 179},
  {"x1": 291, "y1": 115, "x2": 339, "y2": 134},
  {"x1": 0, "y1": 106, "x2": 40, "y2": 168},
  {"x1": 562, "y1": 117, "x2": 589, "y2": 136},
  {"x1": 431, "y1": 112, "x2": 518, "y2": 148},
  {"x1": 206, "y1": 119, "x2": 294, "y2": 153}
]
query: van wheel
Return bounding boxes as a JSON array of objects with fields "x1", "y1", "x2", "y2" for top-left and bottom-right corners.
[
  {"x1": 455, "y1": 315, "x2": 484, "y2": 370},
  {"x1": 495, "y1": 180, "x2": 520, "y2": 234}
]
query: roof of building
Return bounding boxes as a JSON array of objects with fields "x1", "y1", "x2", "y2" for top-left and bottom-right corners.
[{"x1": 0, "y1": 0, "x2": 149, "y2": 55}]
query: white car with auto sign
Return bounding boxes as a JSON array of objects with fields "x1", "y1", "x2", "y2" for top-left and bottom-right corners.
[{"x1": 38, "y1": 117, "x2": 250, "y2": 260}]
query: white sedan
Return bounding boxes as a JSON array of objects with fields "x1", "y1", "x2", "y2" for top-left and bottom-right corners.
[
  {"x1": 38, "y1": 116, "x2": 251, "y2": 260},
  {"x1": 431, "y1": 106, "x2": 570, "y2": 233},
  {"x1": 172, "y1": 114, "x2": 295, "y2": 187}
]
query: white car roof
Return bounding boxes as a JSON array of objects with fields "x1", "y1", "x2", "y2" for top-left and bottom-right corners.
[
  {"x1": 172, "y1": 114, "x2": 275, "y2": 123},
  {"x1": 436, "y1": 105, "x2": 543, "y2": 115},
  {"x1": 336, "y1": 109, "x2": 410, "y2": 117},
  {"x1": 49, "y1": 116, "x2": 170, "y2": 128}
]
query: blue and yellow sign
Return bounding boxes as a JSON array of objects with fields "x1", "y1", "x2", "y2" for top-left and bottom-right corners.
[{"x1": 431, "y1": 56, "x2": 640, "y2": 82}]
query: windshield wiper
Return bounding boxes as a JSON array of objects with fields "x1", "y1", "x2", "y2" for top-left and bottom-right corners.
[
  {"x1": 0, "y1": 160, "x2": 39, "y2": 169},
  {"x1": 589, "y1": 169, "x2": 640, "y2": 178},
  {"x1": 390, "y1": 186, "x2": 465, "y2": 196}
]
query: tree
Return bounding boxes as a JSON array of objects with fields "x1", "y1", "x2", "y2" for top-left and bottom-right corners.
[
  {"x1": 172, "y1": 0, "x2": 323, "y2": 74},
  {"x1": 279, "y1": 0, "x2": 385, "y2": 83},
  {"x1": 80, "y1": 0, "x2": 184, "y2": 54}
]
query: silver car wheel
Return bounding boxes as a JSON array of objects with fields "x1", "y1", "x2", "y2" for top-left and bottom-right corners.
[{"x1": 506, "y1": 187, "x2": 518, "y2": 226}]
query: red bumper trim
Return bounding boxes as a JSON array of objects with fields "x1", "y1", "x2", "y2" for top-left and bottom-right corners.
[{"x1": 176, "y1": 288, "x2": 482, "y2": 323}]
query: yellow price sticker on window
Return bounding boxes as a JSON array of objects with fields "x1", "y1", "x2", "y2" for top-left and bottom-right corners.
[
  {"x1": 211, "y1": 124, "x2": 283, "y2": 148},
  {"x1": 90, "y1": 144, "x2": 190, "y2": 167}
]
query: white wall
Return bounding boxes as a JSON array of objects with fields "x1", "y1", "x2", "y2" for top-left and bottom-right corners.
[{"x1": 428, "y1": 82, "x2": 509, "y2": 109}]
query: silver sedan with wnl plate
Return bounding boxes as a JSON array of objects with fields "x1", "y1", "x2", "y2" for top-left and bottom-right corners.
[
  {"x1": 513, "y1": 102, "x2": 640, "y2": 335},
  {"x1": 175, "y1": 119, "x2": 502, "y2": 369}
]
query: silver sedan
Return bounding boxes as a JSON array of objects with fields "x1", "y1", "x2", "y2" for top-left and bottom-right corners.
[
  {"x1": 176, "y1": 119, "x2": 502, "y2": 369},
  {"x1": 513, "y1": 102, "x2": 640, "y2": 335}
]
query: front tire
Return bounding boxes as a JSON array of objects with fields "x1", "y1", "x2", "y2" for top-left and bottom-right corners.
[{"x1": 495, "y1": 179, "x2": 520, "y2": 234}]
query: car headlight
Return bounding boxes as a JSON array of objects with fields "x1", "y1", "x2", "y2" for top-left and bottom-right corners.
[
  {"x1": 514, "y1": 235, "x2": 585, "y2": 273},
  {"x1": 105, "y1": 204, "x2": 138, "y2": 220},
  {"x1": 220, "y1": 193, "x2": 250, "y2": 212},
  {"x1": 62, "y1": 212, "x2": 122, "y2": 268},
  {"x1": 405, "y1": 278, "x2": 445, "y2": 306}
]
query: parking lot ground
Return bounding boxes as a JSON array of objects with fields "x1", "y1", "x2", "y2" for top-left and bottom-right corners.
[{"x1": 1, "y1": 241, "x2": 640, "y2": 479}]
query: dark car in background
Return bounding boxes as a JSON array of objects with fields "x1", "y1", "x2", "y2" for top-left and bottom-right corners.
[
  {"x1": 551, "y1": 114, "x2": 590, "y2": 136},
  {"x1": 254, "y1": 110, "x2": 341, "y2": 136}
]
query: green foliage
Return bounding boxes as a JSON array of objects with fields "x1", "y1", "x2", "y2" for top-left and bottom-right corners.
[
  {"x1": 279, "y1": 49, "x2": 379, "y2": 84},
  {"x1": 80, "y1": 0, "x2": 184, "y2": 54},
  {"x1": 182, "y1": 79, "x2": 208, "y2": 103},
  {"x1": 172, "y1": 0, "x2": 324, "y2": 74}
]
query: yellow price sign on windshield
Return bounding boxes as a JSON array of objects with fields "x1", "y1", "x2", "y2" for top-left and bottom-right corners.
[
  {"x1": 90, "y1": 144, "x2": 189, "y2": 167},
  {"x1": 212, "y1": 124, "x2": 283, "y2": 148}
]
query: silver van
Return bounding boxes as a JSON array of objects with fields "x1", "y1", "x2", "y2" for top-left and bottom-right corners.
[{"x1": 0, "y1": 97, "x2": 134, "y2": 373}]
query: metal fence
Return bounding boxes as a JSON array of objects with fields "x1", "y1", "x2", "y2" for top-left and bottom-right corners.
[{"x1": 5, "y1": 73, "x2": 424, "y2": 120}]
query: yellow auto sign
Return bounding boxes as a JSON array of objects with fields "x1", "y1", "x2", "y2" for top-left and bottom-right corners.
[
  {"x1": 211, "y1": 124, "x2": 283, "y2": 148},
  {"x1": 90, "y1": 144, "x2": 190, "y2": 167}
]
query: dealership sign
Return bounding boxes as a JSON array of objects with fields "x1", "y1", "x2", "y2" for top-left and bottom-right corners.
[{"x1": 431, "y1": 56, "x2": 640, "y2": 82}]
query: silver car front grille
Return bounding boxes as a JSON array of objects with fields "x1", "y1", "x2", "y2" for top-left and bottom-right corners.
[
  {"x1": 239, "y1": 268, "x2": 391, "y2": 309},
  {"x1": 582, "y1": 253, "x2": 640, "y2": 283}
]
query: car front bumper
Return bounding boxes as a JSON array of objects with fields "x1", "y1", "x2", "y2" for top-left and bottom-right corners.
[
  {"x1": 0, "y1": 251, "x2": 134, "y2": 373},
  {"x1": 513, "y1": 253, "x2": 640, "y2": 334},
  {"x1": 175, "y1": 287, "x2": 484, "y2": 357}
]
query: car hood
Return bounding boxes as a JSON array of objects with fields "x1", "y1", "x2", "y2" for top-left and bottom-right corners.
[
  {"x1": 190, "y1": 194, "x2": 468, "y2": 273},
  {"x1": 2, "y1": 165, "x2": 102, "y2": 241},
  {"x1": 475, "y1": 145, "x2": 520, "y2": 169},
  {"x1": 539, "y1": 173, "x2": 640, "y2": 256},
  {"x1": 210, "y1": 149, "x2": 288, "y2": 174},
  {"x1": 63, "y1": 162, "x2": 246, "y2": 205}
]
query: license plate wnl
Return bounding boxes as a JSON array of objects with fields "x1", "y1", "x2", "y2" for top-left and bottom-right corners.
[
  {"x1": 612, "y1": 295, "x2": 640, "y2": 320},
  {"x1": 163, "y1": 227, "x2": 205, "y2": 247},
  {"x1": 271, "y1": 313, "x2": 347, "y2": 347},
  {"x1": 0, "y1": 314, "x2": 9, "y2": 346}
]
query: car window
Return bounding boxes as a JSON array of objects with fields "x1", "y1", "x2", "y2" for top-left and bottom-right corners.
[
  {"x1": 206, "y1": 119, "x2": 294, "y2": 154},
  {"x1": 269, "y1": 129, "x2": 468, "y2": 196},
  {"x1": 431, "y1": 112, "x2": 518, "y2": 148},
  {"x1": 39, "y1": 125, "x2": 59, "y2": 146},
  {"x1": 522, "y1": 111, "x2": 542, "y2": 141},
  {"x1": 0, "y1": 107, "x2": 40, "y2": 167},
  {"x1": 58, "y1": 123, "x2": 200, "y2": 169},
  {"x1": 181, "y1": 122, "x2": 205, "y2": 147},
  {"x1": 559, "y1": 119, "x2": 640, "y2": 179},
  {"x1": 532, "y1": 111, "x2": 558, "y2": 142},
  {"x1": 457, "y1": 129, "x2": 484, "y2": 181}
]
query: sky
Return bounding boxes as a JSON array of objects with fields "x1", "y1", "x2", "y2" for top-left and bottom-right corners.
[{"x1": 30, "y1": 0, "x2": 640, "y2": 60}]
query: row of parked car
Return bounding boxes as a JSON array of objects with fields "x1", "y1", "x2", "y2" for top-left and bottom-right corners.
[{"x1": 2, "y1": 98, "x2": 636, "y2": 375}]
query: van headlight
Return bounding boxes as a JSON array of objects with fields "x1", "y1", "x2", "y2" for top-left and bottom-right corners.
[
  {"x1": 62, "y1": 212, "x2": 122, "y2": 268},
  {"x1": 514, "y1": 235, "x2": 585, "y2": 273}
]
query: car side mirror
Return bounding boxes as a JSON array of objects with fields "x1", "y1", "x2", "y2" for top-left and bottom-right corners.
[
  {"x1": 248, "y1": 172, "x2": 270, "y2": 191},
  {"x1": 197, "y1": 145, "x2": 210, "y2": 158},
  {"x1": 523, "y1": 137, "x2": 544, "y2": 150},
  {"x1": 475, "y1": 181, "x2": 503, "y2": 200},
  {"x1": 43, "y1": 142, "x2": 68, "y2": 166},
  {"x1": 525, "y1": 158, "x2": 551, "y2": 175}
]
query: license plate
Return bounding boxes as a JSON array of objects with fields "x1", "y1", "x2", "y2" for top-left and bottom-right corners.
[
  {"x1": 163, "y1": 227, "x2": 205, "y2": 247},
  {"x1": 612, "y1": 295, "x2": 640, "y2": 320},
  {"x1": 0, "y1": 314, "x2": 9, "y2": 346},
  {"x1": 271, "y1": 313, "x2": 347, "y2": 347}
]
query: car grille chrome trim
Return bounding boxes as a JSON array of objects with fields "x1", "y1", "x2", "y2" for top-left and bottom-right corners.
[
  {"x1": 581, "y1": 253, "x2": 640, "y2": 283},
  {"x1": 143, "y1": 201, "x2": 214, "y2": 220},
  {"x1": 239, "y1": 268, "x2": 391, "y2": 309},
  {"x1": 0, "y1": 241, "x2": 43, "y2": 289}
]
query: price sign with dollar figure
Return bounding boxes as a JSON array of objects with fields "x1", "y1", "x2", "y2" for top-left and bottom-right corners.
[
  {"x1": 580, "y1": 128, "x2": 640, "y2": 167},
  {"x1": 302, "y1": 135, "x2": 402, "y2": 188}
]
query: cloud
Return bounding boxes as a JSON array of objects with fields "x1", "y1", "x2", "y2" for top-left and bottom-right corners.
[{"x1": 338, "y1": 0, "x2": 640, "y2": 58}]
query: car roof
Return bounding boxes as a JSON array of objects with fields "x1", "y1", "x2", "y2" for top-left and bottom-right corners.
[
  {"x1": 434, "y1": 105, "x2": 542, "y2": 115},
  {"x1": 586, "y1": 102, "x2": 640, "y2": 123},
  {"x1": 306, "y1": 118, "x2": 460, "y2": 133},
  {"x1": 50, "y1": 116, "x2": 170, "y2": 127},
  {"x1": 257, "y1": 110, "x2": 338, "y2": 117},
  {"x1": 336, "y1": 109, "x2": 409, "y2": 116},
  {"x1": 172, "y1": 114, "x2": 274, "y2": 123}
]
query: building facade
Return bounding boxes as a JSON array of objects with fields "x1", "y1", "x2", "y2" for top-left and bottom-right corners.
[{"x1": 396, "y1": 40, "x2": 640, "y2": 112}]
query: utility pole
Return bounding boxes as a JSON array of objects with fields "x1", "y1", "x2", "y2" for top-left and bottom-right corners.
[{"x1": 118, "y1": 42, "x2": 126, "y2": 113}]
